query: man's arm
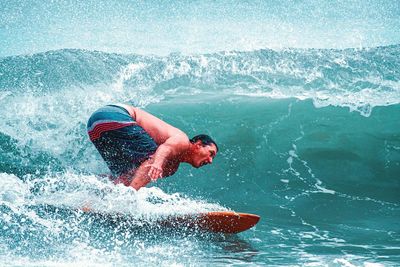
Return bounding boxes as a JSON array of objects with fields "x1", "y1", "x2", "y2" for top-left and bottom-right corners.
[
  {"x1": 129, "y1": 133, "x2": 189, "y2": 190},
  {"x1": 128, "y1": 158, "x2": 152, "y2": 190}
]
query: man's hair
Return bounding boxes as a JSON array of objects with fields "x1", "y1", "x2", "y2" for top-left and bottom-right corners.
[{"x1": 190, "y1": 134, "x2": 219, "y2": 152}]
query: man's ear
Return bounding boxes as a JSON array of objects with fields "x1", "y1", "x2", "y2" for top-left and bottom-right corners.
[{"x1": 195, "y1": 140, "x2": 203, "y2": 148}]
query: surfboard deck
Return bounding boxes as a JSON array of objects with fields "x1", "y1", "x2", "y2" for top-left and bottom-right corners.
[
  {"x1": 35, "y1": 204, "x2": 260, "y2": 234},
  {"x1": 80, "y1": 207, "x2": 260, "y2": 234},
  {"x1": 158, "y1": 211, "x2": 260, "y2": 234}
]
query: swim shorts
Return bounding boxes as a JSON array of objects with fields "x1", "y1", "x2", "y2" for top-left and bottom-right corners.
[{"x1": 87, "y1": 105, "x2": 158, "y2": 177}]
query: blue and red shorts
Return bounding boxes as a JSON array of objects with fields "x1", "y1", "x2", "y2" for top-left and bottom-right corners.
[{"x1": 87, "y1": 105, "x2": 158, "y2": 177}]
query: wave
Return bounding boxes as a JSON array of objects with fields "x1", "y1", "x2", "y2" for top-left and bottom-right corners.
[
  {"x1": 0, "y1": 46, "x2": 399, "y2": 266},
  {"x1": 1, "y1": 96, "x2": 399, "y2": 202},
  {"x1": 1, "y1": 45, "x2": 399, "y2": 115}
]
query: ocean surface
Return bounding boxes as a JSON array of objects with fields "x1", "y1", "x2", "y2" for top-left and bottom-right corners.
[{"x1": 1, "y1": 1, "x2": 399, "y2": 266}]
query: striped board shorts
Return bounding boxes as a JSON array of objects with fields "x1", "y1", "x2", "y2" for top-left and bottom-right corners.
[{"x1": 87, "y1": 105, "x2": 158, "y2": 177}]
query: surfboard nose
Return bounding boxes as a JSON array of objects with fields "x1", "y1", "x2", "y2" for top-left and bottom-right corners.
[{"x1": 198, "y1": 211, "x2": 261, "y2": 234}]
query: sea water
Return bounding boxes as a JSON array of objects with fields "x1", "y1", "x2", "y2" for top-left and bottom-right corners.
[{"x1": 0, "y1": 1, "x2": 399, "y2": 266}]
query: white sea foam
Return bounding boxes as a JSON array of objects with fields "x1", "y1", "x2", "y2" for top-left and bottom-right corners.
[
  {"x1": 233, "y1": 85, "x2": 400, "y2": 117},
  {"x1": 28, "y1": 172, "x2": 227, "y2": 219}
]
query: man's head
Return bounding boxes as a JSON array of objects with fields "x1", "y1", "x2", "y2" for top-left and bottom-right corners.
[{"x1": 189, "y1": 134, "x2": 218, "y2": 168}]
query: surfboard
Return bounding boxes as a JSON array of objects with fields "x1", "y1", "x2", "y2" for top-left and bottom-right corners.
[
  {"x1": 157, "y1": 211, "x2": 260, "y2": 234},
  {"x1": 80, "y1": 207, "x2": 260, "y2": 234},
  {"x1": 35, "y1": 204, "x2": 260, "y2": 234}
]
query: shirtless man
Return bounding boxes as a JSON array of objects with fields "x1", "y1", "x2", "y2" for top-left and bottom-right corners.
[{"x1": 87, "y1": 104, "x2": 218, "y2": 190}]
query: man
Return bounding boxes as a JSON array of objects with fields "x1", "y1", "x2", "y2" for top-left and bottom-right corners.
[{"x1": 87, "y1": 104, "x2": 218, "y2": 190}]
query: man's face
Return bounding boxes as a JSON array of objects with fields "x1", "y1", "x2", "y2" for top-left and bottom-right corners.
[{"x1": 192, "y1": 142, "x2": 217, "y2": 168}]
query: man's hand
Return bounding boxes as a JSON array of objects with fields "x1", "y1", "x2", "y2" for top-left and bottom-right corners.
[{"x1": 147, "y1": 163, "x2": 163, "y2": 181}]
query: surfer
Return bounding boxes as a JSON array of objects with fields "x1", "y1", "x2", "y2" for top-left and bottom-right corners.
[{"x1": 87, "y1": 104, "x2": 218, "y2": 190}]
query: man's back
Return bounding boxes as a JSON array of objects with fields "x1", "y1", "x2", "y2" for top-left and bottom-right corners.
[
  {"x1": 134, "y1": 107, "x2": 188, "y2": 145},
  {"x1": 116, "y1": 104, "x2": 188, "y2": 145}
]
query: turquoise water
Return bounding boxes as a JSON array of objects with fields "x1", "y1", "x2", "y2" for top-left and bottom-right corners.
[{"x1": 1, "y1": 1, "x2": 400, "y2": 266}]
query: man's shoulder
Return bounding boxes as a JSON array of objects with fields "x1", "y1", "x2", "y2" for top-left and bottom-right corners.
[{"x1": 171, "y1": 131, "x2": 190, "y2": 145}]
